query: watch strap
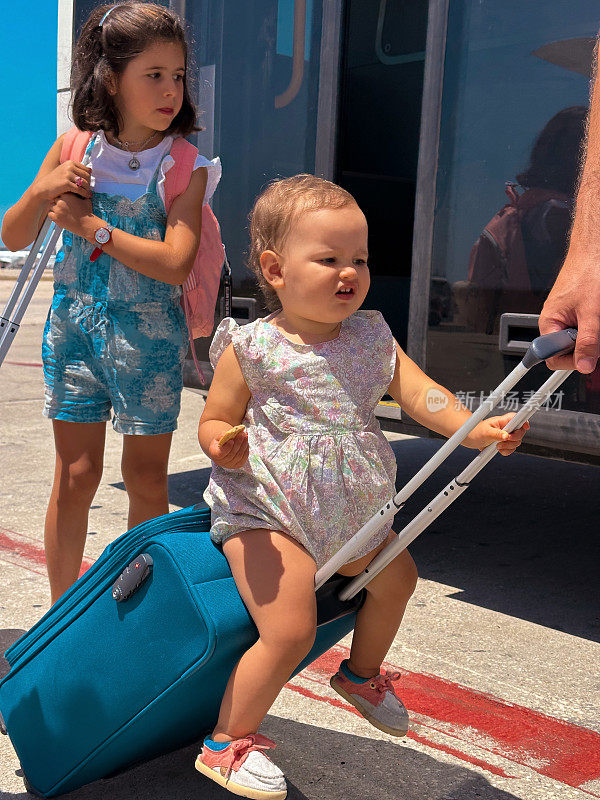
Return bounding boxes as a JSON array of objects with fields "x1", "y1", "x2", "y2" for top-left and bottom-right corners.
[{"x1": 89, "y1": 224, "x2": 114, "y2": 262}]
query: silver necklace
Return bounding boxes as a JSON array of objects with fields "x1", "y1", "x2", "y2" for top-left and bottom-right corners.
[{"x1": 115, "y1": 131, "x2": 158, "y2": 170}]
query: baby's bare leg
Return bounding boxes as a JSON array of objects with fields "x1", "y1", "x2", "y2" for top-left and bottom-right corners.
[
  {"x1": 212, "y1": 529, "x2": 317, "y2": 741},
  {"x1": 337, "y1": 531, "x2": 418, "y2": 678}
]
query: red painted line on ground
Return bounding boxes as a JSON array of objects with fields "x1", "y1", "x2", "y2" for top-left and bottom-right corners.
[
  {"x1": 291, "y1": 645, "x2": 600, "y2": 796},
  {"x1": 0, "y1": 527, "x2": 95, "y2": 576},
  {"x1": 0, "y1": 553, "x2": 46, "y2": 577},
  {"x1": 284, "y1": 680, "x2": 515, "y2": 779},
  {"x1": 4, "y1": 360, "x2": 43, "y2": 367}
]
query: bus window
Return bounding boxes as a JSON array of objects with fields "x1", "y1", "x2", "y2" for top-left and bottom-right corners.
[
  {"x1": 185, "y1": 0, "x2": 324, "y2": 309},
  {"x1": 428, "y1": 0, "x2": 599, "y2": 416}
]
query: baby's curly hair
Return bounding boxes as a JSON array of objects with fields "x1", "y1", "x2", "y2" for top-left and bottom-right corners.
[{"x1": 248, "y1": 174, "x2": 358, "y2": 310}]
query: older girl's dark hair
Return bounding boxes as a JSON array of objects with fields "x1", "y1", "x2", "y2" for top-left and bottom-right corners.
[
  {"x1": 516, "y1": 106, "x2": 587, "y2": 196},
  {"x1": 71, "y1": 2, "x2": 199, "y2": 137}
]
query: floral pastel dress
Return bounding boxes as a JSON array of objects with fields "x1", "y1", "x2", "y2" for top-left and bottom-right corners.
[{"x1": 204, "y1": 310, "x2": 398, "y2": 568}]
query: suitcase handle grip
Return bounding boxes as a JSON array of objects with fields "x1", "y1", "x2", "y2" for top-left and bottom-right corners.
[
  {"x1": 522, "y1": 328, "x2": 577, "y2": 368},
  {"x1": 112, "y1": 554, "x2": 153, "y2": 602}
]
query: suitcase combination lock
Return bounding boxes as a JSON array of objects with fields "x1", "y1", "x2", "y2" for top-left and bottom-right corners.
[{"x1": 112, "y1": 554, "x2": 153, "y2": 602}]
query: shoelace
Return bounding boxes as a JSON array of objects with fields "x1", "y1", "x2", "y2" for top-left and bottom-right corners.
[
  {"x1": 220, "y1": 734, "x2": 277, "y2": 781},
  {"x1": 368, "y1": 670, "x2": 401, "y2": 695}
]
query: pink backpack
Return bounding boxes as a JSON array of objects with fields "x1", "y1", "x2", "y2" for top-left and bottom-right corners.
[
  {"x1": 60, "y1": 127, "x2": 228, "y2": 380},
  {"x1": 468, "y1": 183, "x2": 570, "y2": 292}
]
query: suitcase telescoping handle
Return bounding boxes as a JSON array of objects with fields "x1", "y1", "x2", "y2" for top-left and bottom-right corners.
[
  {"x1": 315, "y1": 329, "x2": 577, "y2": 594},
  {"x1": 0, "y1": 219, "x2": 62, "y2": 368},
  {"x1": 0, "y1": 150, "x2": 92, "y2": 369}
]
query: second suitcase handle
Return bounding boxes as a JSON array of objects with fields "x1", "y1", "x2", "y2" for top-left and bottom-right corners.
[
  {"x1": 338, "y1": 365, "x2": 573, "y2": 600},
  {"x1": 112, "y1": 554, "x2": 153, "y2": 602}
]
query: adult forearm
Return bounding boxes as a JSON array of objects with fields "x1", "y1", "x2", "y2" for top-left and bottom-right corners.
[
  {"x1": 539, "y1": 42, "x2": 600, "y2": 372},
  {"x1": 567, "y1": 48, "x2": 600, "y2": 261},
  {"x1": 566, "y1": 170, "x2": 600, "y2": 261}
]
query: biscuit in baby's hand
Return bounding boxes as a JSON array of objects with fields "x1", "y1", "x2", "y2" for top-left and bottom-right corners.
[{"x1": 218, "y1": 425, "x2": 245, "y2": 447}]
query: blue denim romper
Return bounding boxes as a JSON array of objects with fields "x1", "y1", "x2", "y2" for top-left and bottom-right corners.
[{"x1": 42, "y1": 134, "x2": 188, "y2": 435}]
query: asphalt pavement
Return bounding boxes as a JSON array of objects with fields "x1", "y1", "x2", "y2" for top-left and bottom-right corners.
[{"x1": 1, "y1": 278, "x2": 599, "y2": 800}]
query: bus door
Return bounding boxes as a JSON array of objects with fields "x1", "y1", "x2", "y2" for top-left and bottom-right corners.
[{"x1": 334, "y1": 0, "x2": 429, "y2": 354}]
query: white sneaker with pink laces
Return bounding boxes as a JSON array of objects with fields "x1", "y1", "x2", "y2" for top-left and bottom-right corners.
[
  {"x1": 195, "y1": 733, "x2": 287, "y2": 799},
  {"x1": 330, "y1": 659, "x2": 409, "y2": 737}
]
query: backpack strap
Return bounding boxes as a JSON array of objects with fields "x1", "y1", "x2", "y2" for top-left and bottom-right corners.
[
  {"x1": 164, "y1": 137, "x2": 198, "y2": 212},
  {"x1": 60, "y1": 126, "x2": 93, "y2": 164},
  {"x1": 165, "y1": 137, "x2": 211, "y2": 385}
]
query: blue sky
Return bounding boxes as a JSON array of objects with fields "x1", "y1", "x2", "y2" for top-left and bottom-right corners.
[{"x1": 0, "y1": 1, "x2": 57, "y2": 246}]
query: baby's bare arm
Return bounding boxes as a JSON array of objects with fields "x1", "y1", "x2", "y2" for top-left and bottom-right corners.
[
  {"x1": 198, "y1": 343, "x2": 251, "y2": 468},
  {"x1": 386, "y1": 342, "x2": 527, "y2": 452},
  {"x1": 386, "y1": 342, "x2": 470, "y2": 436}
]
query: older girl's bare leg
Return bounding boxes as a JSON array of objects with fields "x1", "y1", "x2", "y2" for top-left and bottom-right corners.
[
  {"x1": 44, "y1": 420, "x2": 106, "y2": 605},
  {"x1": 121, "y1": 432, "x2": 173, "y2": 529}
]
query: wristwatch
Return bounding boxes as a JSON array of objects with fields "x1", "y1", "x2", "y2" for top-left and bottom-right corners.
[{"x1": 89, "y1": 224, "x2": 114, "y2": 262}]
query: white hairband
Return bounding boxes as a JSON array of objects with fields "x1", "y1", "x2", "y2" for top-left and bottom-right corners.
[{"x1": 99, "y1": 6, "x2": 116, "y2": 27}]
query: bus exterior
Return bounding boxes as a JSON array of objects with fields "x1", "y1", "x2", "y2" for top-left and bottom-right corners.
[{"x1": 59, "y1": 0, "x2": 600, "y2": 465}]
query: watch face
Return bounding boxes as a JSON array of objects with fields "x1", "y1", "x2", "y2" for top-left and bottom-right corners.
[{"x1": 94, "y1": 227, "x2": 111, "y2": 245}]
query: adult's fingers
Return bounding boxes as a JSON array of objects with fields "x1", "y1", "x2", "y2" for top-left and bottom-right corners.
[
  {"x1": 542, "y1": 315, "x2": 599, "y2": 372},
  {"x1": 539, "y1": 267, "x2": 600, "y2": 372},
  {"x1": 573, "y1": 316, "x2": 600, "y2": 373},
  {"x1": 538, "y1": 307, "x2": 577, "y2": 369}
]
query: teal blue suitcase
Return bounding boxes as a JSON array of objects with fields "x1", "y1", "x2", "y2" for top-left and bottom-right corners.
[{"x1": 0, "y1": 504, "x2": 363, "y2": 797}]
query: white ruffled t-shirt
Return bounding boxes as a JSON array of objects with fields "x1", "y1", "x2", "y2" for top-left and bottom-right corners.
[{"x1": 87, "y1": 130, "x2": 221, "y2": 206}]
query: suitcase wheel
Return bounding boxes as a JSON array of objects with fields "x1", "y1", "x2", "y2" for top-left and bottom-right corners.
[
  {"x1": 0, "y1": 710, "x2": 6, "y2": 735},
  {"x1": 23, "y1": 776, "x2": 45, "y2": 798}
]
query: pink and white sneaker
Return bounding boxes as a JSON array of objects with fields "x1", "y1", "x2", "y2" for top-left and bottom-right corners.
[
  {"x1": 195, "y1": 733, "x2": 287, "y2": 799},
  {"x1": 330, "y1": 659, "x2": 409, "y2": 737}
]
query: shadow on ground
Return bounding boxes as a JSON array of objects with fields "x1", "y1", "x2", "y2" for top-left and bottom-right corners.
[
  {"x1": 0, "y1": 714, "x2": 520, "y2": 800},
  {"x1": 389, "y1": 437, "x2": 600, "y2": 642}
]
